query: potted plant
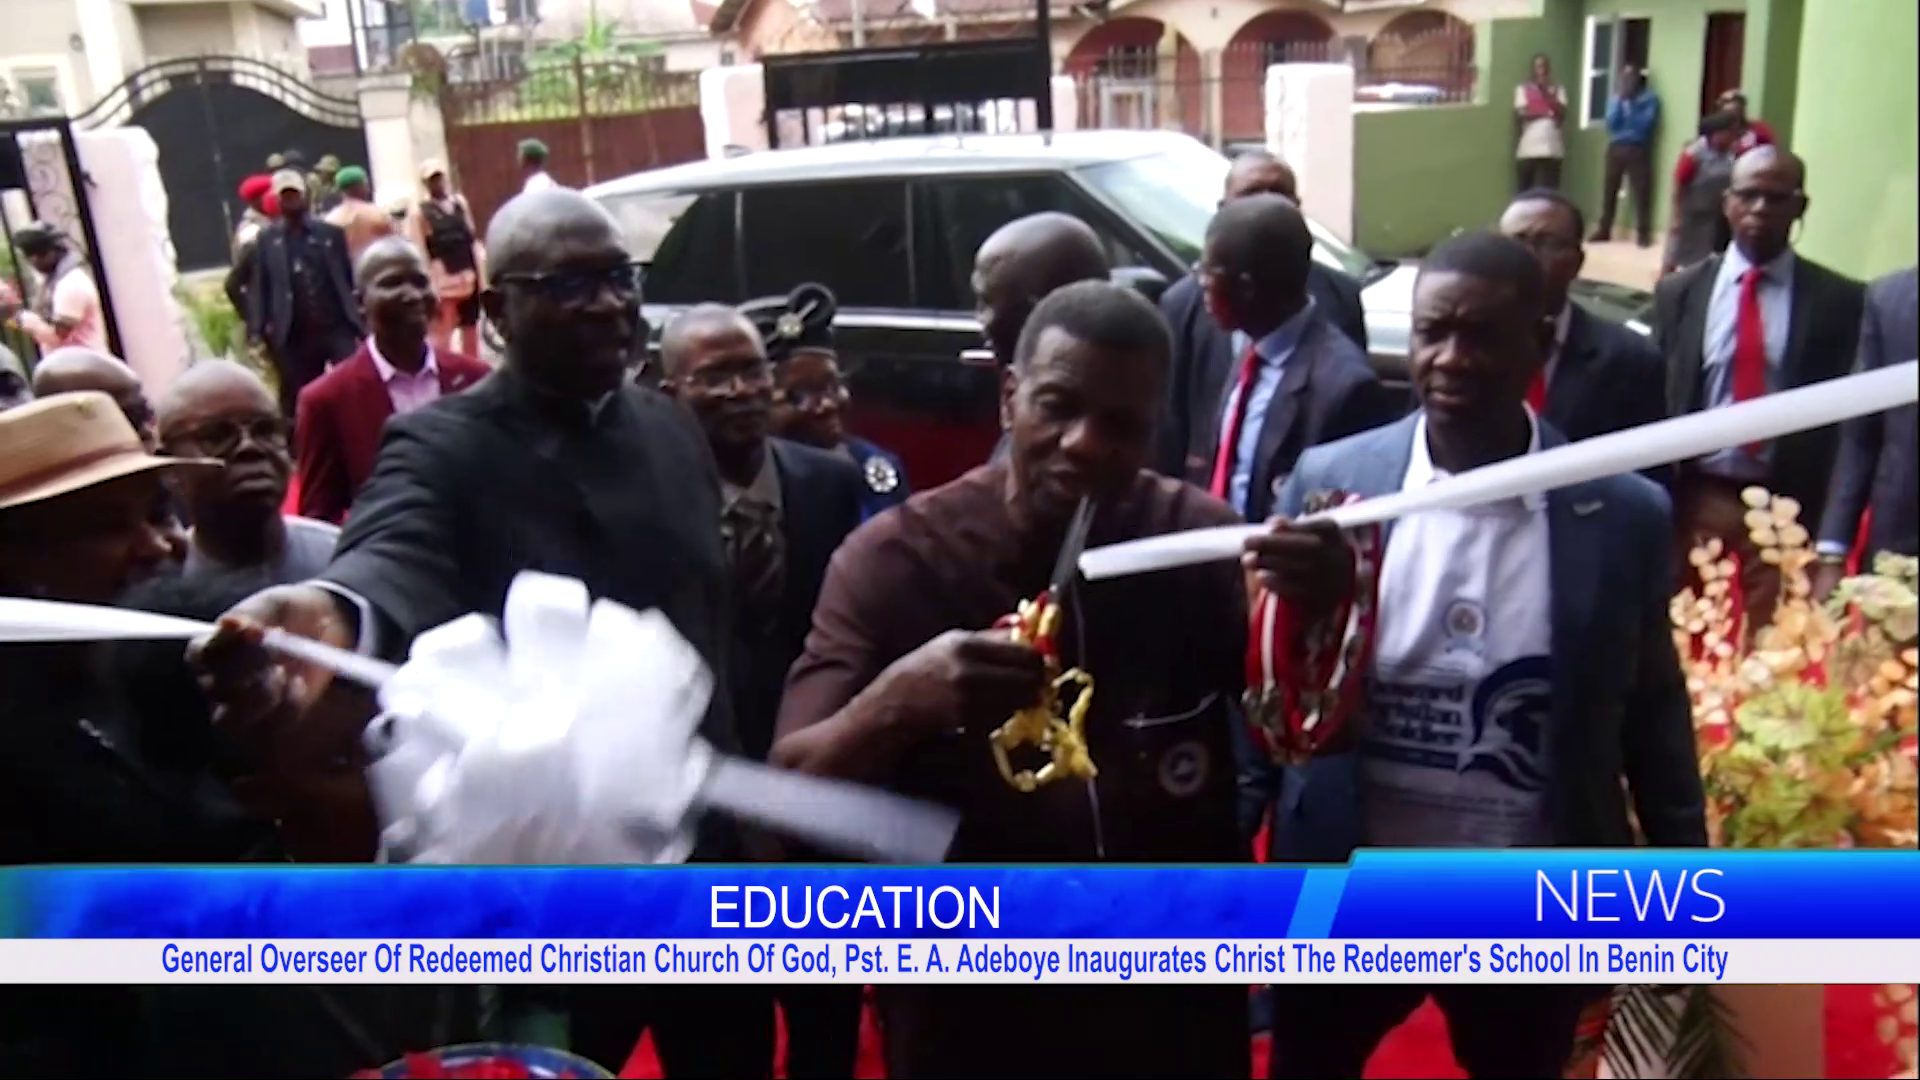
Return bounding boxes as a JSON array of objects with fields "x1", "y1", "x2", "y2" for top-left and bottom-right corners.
[{"x1": 1599, "y1": 488, "x2": 1917, "y2": 1079}]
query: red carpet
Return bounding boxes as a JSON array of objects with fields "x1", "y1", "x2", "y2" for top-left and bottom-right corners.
[{"x1": 621, "y1": 985, "x2": 1901, "y2": 1078}]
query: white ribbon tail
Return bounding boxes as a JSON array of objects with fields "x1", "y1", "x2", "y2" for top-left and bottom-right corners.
[
  {"x1": 699, "y1": 755, "x2": 961, "y2": 864},
  {"x1": 1081, "y1": 359, "x2": 1920, "y2": 581}
]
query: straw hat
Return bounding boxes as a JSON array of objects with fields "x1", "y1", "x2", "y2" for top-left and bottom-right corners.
[{"x1": 0, "y1": 392, "x2": 215, "y2": 511}]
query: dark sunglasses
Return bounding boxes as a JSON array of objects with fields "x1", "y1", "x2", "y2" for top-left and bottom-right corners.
[{"x1": 495, "y1": 261, "x2": 645, "y2": 305}]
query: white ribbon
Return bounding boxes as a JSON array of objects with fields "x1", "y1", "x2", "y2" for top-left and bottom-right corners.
[
  {"x1": 0, "y1": 572, "x2": 961, "y2": 864},
  {"x1": 1080, "y1": 360, "x2": 1919, "y2": 581}
]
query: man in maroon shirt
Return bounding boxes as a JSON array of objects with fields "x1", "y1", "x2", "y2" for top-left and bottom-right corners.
[{"x1": 771, "y1": 281, "x2": 1251, "y2": 1078}]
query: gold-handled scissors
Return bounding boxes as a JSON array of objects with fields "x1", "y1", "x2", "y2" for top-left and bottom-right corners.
[{"x1": 989, "y1": 498, "x2": 1098, "y2": 792}]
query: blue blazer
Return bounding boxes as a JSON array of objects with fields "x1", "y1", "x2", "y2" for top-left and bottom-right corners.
[
  {"x1": 1260, "y1": 414, "x2": 1707, "y2": 861},
  {"x1": 846, "y1": 435, "x2": 909, "y2": 521}
]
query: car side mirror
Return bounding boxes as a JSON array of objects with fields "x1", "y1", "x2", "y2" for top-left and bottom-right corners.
[{"x1": 1111, "y1": 265, "x2": 1170, "y2": 304}]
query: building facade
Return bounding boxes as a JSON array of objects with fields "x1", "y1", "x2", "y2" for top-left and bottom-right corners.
[{"x1": 4, "y1": 0, "x2": 319, "y2": 117}]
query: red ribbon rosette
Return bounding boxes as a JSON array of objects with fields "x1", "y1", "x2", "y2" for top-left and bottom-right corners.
[{"x1": 1242, "y1": 491, "x2": 1384, "y2": 764}]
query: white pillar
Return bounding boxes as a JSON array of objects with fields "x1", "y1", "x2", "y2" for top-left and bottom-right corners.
[
  {"x1": 1050, "y1": 75, "x2": 1078, "y2": 133},
  {"x1": 700, "y1": 64, "x2": 769, "y2": 158},
  {"x1": 357, "y1": 73, "x2": 420, "y2": 206},
  {"x1": 1264, "y1": 63, "x2": 1354, "y2": 244},
  {"x1": 73, "y1": 128, "x2": 194, "y2": 395}
]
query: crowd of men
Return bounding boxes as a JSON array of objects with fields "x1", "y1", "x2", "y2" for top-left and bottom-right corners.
[{"x1": 0, "y1": 132, "x2": 1914, "y2": 1079}]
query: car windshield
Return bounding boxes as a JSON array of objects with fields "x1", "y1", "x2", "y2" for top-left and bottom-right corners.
[
  {"x1": 601, "y1": 189, "x2": 699, "y2": 264},
  {"x1": 1076, "y1": 150, "x2": 1378, "y2": 279}
]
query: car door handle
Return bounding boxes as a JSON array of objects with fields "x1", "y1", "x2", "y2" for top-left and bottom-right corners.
[{"x1": 959, "y1": 348, "x2": 998, "y2": 368}]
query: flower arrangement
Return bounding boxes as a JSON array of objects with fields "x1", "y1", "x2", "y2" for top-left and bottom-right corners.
[
  {"x1": 1670, "y1": 488, "x2": 1916, "y2": 850},
  {"x1": 1601, "y1": 488, "x2": 1918, "y2": 1079}
]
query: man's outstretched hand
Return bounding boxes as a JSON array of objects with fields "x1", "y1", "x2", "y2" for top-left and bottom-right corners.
[{"x1": 190, "y1": 584, "x2": 358, "y2": 748}]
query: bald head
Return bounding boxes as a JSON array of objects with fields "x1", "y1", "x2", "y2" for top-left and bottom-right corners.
[
  {"x1": 357, "y1": 234, "x2": 426, "y2": 282},
  {"x1": 155, "y1": 360, "x2": 289, "y2": 522},
  {"x1": 659, "y1": 303, "x2": 762, "y2": 380},
  {"x1": 972, "y1": 212, "x2": 1110, "y2": 367},
  {"x1": 480, "y1": 187, "x2": 639, "y2": 399},
  {"x1": 485, "y1": 188, "x2": 623, "y2": 278},
  {"x1": 1203, "y1": 193, "x2": 1314, "y2": 334},
  {"x1": 1725, "y1": 145, "x2": 1809, "y2": 265},
  {"x1": 1224, "y1": 151, "x2": 1298, "y2": 205},
  {"x1": 33, "y1": 348, "x2": 155, "y2": 450},
  {"x1": 32, "y1": 347, "x2": 137, "y2": 398},
  {"x1": 157, "y1": 359, "x2": 276, "y2": 433}
]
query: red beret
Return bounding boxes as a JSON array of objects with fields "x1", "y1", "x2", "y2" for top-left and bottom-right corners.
[
  {"x1": 261, "y1": 191, "x2": 281, "y2": 217},
  {"x1": 237, "y1": 174, "x2": 273, "y2": 202}
]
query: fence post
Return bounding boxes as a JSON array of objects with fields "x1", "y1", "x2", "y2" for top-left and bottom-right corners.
[{"x1": 574, "y1": 53, "x2": 597, "y2": 185}]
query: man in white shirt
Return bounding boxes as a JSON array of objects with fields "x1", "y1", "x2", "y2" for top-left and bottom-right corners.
[
  {"x1": 519, "y1": 138, "x2": 557, "y2": 193},
  {"x1": 1246, "y1": 231, "x2": 1702, "y2": 1078},
  {"x1": 4, "y1": 223, "x2": 106, "y2": 352}
]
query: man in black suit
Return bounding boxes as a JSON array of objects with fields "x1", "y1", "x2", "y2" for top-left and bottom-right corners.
[
  {"x1": 1165, "y1": 193, "x2": 1394, "y2": 521},
  {"x1": 1498, "y1": 188, "x2": 1667, "y2": 447},
  {"x1": 199, "y1": 189, "x2": 759, "y2": 1077},
  {"x1": 661, "y1": 303, "x2": 865, "y2": 1078},
  {"x1": 1814, "y1": 266, "x2": 1918, "y2": 598},
  {"x1": 246, "y1": 169, "x2": 364, "y2": 416},
  {"x1": 1158, "y1": 153, "x2": 1373, "y2": 477},
  {"x1": 1654, "y1": 147, "x2": 1865, "y2": 628}
]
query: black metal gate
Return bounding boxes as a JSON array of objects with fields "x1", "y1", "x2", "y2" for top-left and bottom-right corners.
[
  {"x1": 762, "y1": 40, "x2": 1050, "y2": 149},
  {"x1": 73, "y1": 56, "x2": 370, "y2": 273},
  {"x1": 1, "y1": 116, "x2": 122, "y2": 359}
]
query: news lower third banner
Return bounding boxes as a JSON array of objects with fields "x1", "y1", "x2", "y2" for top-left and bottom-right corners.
[{"x1": 2, "y1": 852, "x2": 1915, "y2": 985}]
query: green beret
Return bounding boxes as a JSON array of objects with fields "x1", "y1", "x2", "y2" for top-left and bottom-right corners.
[{"x1": 335, "y1": 165, "x2": 369, "y2": 188}]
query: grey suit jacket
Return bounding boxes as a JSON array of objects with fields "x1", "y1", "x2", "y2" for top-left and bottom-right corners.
[
  {"x1": 1261, "y1": 414, "x2": 1707, "y2": 862},
  {"x1": 1654, "y1": 251, "x2": 1865, "y2": 532},
  {"x1": 1819, "y1": 266, "x2": 1919, "y2": 558}
]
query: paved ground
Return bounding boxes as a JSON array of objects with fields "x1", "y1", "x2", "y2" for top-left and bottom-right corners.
[{"x1": 1583, "y1": 240, "x2": 1663, "y2": 291}]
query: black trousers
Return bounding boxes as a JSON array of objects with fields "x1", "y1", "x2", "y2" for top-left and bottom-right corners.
[
  {"x1": 566, "y1": 985, "x2": 774, "y2": 1078},
  {"x1": 1268, "y1": 984, "x2": 1596, "y2": 1079},
  {"x1": 270, "y1": 323, "x2": 359, "y2": 417},
  {"x1": 1596, "y1": 142, "x2": 1654, "y2": 243},
  {"x1": 775, "y1": 984, "x2": 863, "y2": 1079},
  {"x1": 1516, "y1": 157, "x2": 1562, "y2": 191}
]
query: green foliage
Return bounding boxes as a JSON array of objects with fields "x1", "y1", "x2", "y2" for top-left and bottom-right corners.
[{"x1": 175, "y1": 282, "x2": 242, "y2": 362}]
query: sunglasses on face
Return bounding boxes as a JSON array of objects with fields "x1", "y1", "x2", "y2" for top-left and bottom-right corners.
[
  {"x1": 170, "y1": 415, "x2": 288, "y2": 457},
  {"x1": 494, "y1": 261, "x2": 645, "y2": 305}
]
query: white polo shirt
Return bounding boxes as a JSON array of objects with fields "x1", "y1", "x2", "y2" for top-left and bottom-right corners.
[{"x1": 1359, "y1": 410, "x2": 1555, "y2": 847}]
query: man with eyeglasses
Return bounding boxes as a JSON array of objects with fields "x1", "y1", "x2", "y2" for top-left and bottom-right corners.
[
  {"x1": 660, "y1": 301, "x2": 864, "y2": 1079},
  {"x1": 1497, "y1": 189, "x2": 1666, "y2": 455},
  {"x1": 158, "y1": 360, "x2": 338, "y2": 586},
  {"x1": 1654, "y1": 147, "x2": 1865, "y2": 631},
  {"x1": 195, "y1": 188, "x2": 751, "y2": 1076}
]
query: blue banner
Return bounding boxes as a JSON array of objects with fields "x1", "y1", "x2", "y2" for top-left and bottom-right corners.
[{"x1": 6, "y1": 851, "x2": 1916, "y2": 940}]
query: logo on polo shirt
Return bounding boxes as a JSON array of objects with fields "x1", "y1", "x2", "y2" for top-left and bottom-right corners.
[
  {"x1": 1158, "y1": 740, "x2": 1210, "y2": 798},
  {"x1": 1462, "y1": 656, "x2": 1552, "y2": 792}
]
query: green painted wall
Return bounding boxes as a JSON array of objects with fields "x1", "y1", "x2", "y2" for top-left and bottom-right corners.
[
  {"x1": 1353, "y1": 14, "x2": 1576, "y2": 256},
  {"x1": 1746, "y1": 0, "x2": 1802, "y2": 146},
  {"x1": 1790, "y1": 0, "x2": 1918, "y2": 279}
]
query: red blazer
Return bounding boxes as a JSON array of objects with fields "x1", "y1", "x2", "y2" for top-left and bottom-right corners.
[{"x1": 293, "y1": 342, "x2": 491, "y2": 523}]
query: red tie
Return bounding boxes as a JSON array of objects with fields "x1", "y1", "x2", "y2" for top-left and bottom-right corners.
[
  {"x1": 1526, "y1": 371, "x2": 1547, "y2": 413},
  {"x1": 1732, "y1": 267, "x2": 1769, "y2": 402},
  {"x1": 1209, "y1": 344, "x2": 1262, "y2": 500}
]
